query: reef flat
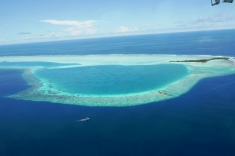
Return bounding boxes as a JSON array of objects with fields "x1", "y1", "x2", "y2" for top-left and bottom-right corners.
[{"x1": 0, "y1": 54, "x2": 235, "y2": 107}]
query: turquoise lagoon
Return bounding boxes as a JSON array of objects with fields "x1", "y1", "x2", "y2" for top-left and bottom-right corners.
[
  {"x1": 0, "y1": 61, "x2": 78, "y2": 67},
  {"x1": 34, "y1": 64, "x2": 188, "y2": 95},
  {"x1": 0, "y1": 54, "x2": 234, "y2": 106}
]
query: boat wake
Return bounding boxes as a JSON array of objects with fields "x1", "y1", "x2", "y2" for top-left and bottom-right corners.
[{"x1": 77, "y1": 117, "x2": 90, "y2": 122}]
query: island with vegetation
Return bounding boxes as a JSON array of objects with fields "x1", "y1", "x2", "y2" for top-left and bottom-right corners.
[{"x1": 169, "y1": 57, "x2": 229, "y2": 63}]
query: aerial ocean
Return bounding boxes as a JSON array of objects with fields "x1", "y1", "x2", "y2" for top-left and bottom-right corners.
[{"x1": 0, "y1": 30, "x2": 235, "y2": 156}]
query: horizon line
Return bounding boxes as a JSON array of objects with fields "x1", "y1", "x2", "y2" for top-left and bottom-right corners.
[{"x1": 0, "y1": 28, "x2": 235, "y2": 47}]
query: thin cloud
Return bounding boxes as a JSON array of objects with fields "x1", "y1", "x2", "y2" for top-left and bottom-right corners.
[
  {"x1": 17, "y1": 32, "x2": 31, "y2": 35},
  {"x1": 189, "y1": 14, "x2": 235, "y2": 25},
  {"x1": 223, "y1": 16, "x2": 235, "y2": 22},
  {"x1": 175, "y1": 24, "x2": 187, "y2": 28},
  {"x1": 172, "y1": 13, "x2": 235, "y2": 31},
  {"x1": 0, "y1": 38, "x2": 7, "y2": 43},
  {"x1": 36, "y1": 32, "x2": 63, "y2": 39},
  {"x1": 175, "y1": 21, "x2": 184, "y2": 24},
  {"x1": 214, "y1": 13, "x2": 223, "y2": 18},
  {"x1": 41, "y1": 20, "x2": 96, "y2": 27},
  {"x1": 41, "y1": 19, "x2": 97, "y2": 36},
  {"x1": 115, "y1": 26, "x2": 139, "y2": 33}
]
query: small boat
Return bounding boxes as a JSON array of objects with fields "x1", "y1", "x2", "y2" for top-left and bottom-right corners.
[{"x1": 77, "y1": 117, "x2": 90, "y2": 122}]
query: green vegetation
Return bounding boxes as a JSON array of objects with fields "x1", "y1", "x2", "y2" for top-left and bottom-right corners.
[{"x1": 169, "y1": 57, "x2": 229, "y2": 63}]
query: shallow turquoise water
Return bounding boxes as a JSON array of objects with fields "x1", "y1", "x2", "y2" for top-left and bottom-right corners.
[
  {"x1": 0, "y1": 62, "x2": 78, "y2": 67},
  {"x1": 35, "y1": 64, "x2": 189, "y2": 95}
]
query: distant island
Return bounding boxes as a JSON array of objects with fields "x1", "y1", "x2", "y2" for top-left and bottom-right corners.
[{"x1": 169, "y1": 57, "x2": 229, "y2": 63}]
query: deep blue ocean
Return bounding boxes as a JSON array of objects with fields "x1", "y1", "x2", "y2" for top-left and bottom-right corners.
[{"x1": 0, "y1": 30, "x2": 235, "y2": 156}]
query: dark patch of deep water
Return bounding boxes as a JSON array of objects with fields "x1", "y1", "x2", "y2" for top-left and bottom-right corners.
[
  {"x1": 0, "y1": 70, "x2": 29, "y2": 97},
  {"x1": 0, "y1": 70, "x2": 235, "y2": 156}
]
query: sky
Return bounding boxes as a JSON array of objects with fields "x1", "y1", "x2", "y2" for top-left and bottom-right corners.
[{"x1": 1, "y1": 0, "x2": 235, "y2": 45}]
